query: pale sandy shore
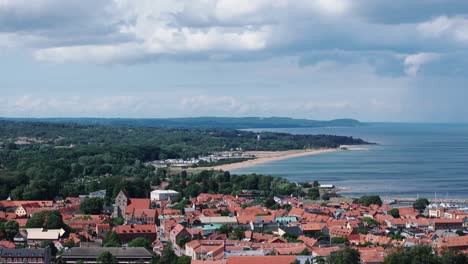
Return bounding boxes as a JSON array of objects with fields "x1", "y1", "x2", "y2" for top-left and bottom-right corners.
[{"x1": 205, "y1": 148, "x2": 340, "y2": 171}]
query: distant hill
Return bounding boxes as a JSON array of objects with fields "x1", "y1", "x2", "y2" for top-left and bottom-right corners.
[{"x1": 0, "y1": 117, "x2": 362, "y2": 129}]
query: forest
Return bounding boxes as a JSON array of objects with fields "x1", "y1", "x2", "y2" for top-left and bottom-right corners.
[{"x1": 0, "y1": 120, "x2": 368, "y2": 200}]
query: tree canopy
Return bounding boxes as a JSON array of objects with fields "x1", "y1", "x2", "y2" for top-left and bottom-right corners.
[
  {"x1": 413, "y1": 198, "x2": 430, "y2": 213},
  {"x1": 329, "y1": 247, "x2": 361, "y2": 264},
  {"x1": 128, "y1": 237, "x2": 152, "y2": 249},
  {"x1": 0, "y1": 120, "x2": 367, "y2": 200},
  {"x1": 80, "y1": 197, "x2": 104, "y2": 214},
  {"x1": 384, "y1": 246, "x2": 468, "y2": 264},
  {"x1": 97, "y1": 251, "x2": 118, "y2": 264},
  {"x1": 26, "y1": 210, "x2": 67, "y2": 230},
  {"x1": 356, "y1": 195, "x2": 383, "y2": 207}
]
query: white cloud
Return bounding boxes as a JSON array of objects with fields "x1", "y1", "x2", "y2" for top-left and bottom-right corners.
[
  {"x1": 418, "y1": 16, "x2": 468, "y2": 44},
  {"x1": 313, "y1": 0, "x2": 351, "y2": 16},
  {"x1": 403, "y1": 52, "x2": 439, "y2": 76},
  {"x1": 1, "y1": 0, "x2": 361, "y2": 64}
]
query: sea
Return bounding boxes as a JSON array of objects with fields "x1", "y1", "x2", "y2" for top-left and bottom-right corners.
[{"x1": 232, "y1": 123, "x2": 468, "y2": 199}]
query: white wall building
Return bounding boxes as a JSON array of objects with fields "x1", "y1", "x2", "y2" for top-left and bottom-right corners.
[{"x1": 150, "y1": 190, "x2": 179, "y2": 201}]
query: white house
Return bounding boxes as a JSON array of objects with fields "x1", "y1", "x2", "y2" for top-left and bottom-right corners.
[{"x1": 150, "y1": 190, "x2": 179, "y2": 201}]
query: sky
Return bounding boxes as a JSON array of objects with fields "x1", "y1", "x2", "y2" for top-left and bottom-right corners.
[{"x1": 1, "y1": 0, "x2": 468, "y2": 122}]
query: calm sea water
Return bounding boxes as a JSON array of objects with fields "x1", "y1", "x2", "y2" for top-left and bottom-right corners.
[{"x1": 232, "y1": 123, "x2": 468, "y2": 199}]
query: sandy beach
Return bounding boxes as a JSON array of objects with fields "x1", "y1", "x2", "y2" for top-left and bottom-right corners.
[{"x1": 204, "y1": 148, "x2": 340, "y2": 171}]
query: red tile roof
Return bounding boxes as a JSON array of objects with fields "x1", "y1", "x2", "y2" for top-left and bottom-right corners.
[
  {"x1": 115, "y1": 224, "x2": 156, "y2": 234},
  {"x1": 227, "y1": 256, "x2": 297, "y2": 264},
  {"x1": 125, "y1": 199, "x2": 150, "y2": 214}
]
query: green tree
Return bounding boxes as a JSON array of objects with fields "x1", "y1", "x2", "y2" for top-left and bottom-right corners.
[
  {"x1": 216, "y1": 224, "x2": 233, "y2": 236},
  {"x1": 40, "y1": 240, "x2": 58, "y2": 256},
  {"x1": 161, "y1": 243, "x2": 177, "y2": 264},
  {"x1": 314, "y1": 256, "x2": 327, "y2": 264},
  {"x1": 26, "y1": 210, "x2": 67, "y2": 230},
  {"x1": 440, "y1": 250, "x2": 468, "y2": 264},
  {"x1": 233, "y1": 227, "x2": 245, "y2": 240},
  {"x1": 104, "y1": 231, "x2": 121, "y2": 247},
  {"x1": 307, "y1": 188, "x2": 320, "y2": 200},
  {"x1": 413, "y1": 198, "x2": 430, "y2": 213},
  {"x1": 112, "y1": 217, "x2": 124, "y2": 226},
  {"x1": 388, "y1": 208, "x2": 400, "y2": 218},
  {"x1": 329, "y1": 247, "x2": 360, "y2": 264},
  {"x1": 361, "y1": 217, "x2": 380, "y2": 227},
  {"x1": 128, "y1": 237, "x2": 151, "y2": 249},
  {"x1": 357, "y1": 195, "x2": 382, "y2": 206},
  {"x1": 264, "y1": 198, "x2": 277, "y2": 208},
  {"x1": 177, "y1": 256, "x2": 191, "y2": 264},
  {"x1": 97, "y1": 251, "x2": 118, "y2": 264},
  {"x1": 312, "y1": 180, "x2": 320, "y2": 188},
  {"x1": 63, "y1": 238, "x2": 76, "y2": 248},
  {"x1": 80, "y1": 197, "x2": 104, "y2": 214},
  {"x1": 176, "y1": 236, "x2": 191, "y2": 248},
  {"x1": 384, "y1": 245, "x2": 439, "y2": 264},
  {"x1": 321, "y1": 193, "x2": 330, "y2": 201},
  {"x1": 331, "y1": 236, "x2": 349, "y2": 244},
  {"x1": 4, "y1": 220, "x2": 19, "y2": 241}
]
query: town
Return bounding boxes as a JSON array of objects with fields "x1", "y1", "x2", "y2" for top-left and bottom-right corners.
[
  {"x1": 148, "y1": 151, "x2": 255, "y2": 168},
  {"x1": 0, "y1": 182, "x2": 467, "y2": 264}
]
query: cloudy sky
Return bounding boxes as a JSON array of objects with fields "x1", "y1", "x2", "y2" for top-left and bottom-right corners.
[{"x1": 1, "y1": 0, "x2": 468, "y2": 122}]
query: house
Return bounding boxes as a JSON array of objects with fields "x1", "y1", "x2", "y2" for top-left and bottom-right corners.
[
  {"x1": 278, "y1": 226, "x2": 303, "y2": 237},
  {"x1": 185, "y1": 240, "x2": 225, "y2": 260},
  {"x1": 15, "y1": 203, "x2": 40, "y2": 217},
  {"x1": 151, "y1": 190, "x2": 179, "y2": 201},
  {"x1": 0, "y1": 247, "x2": 51, "y2": 264},
  {"x1": 226, "y1": 256, "x2": 297, "y2": 264},
  {"x1": 59, "y1": 247, "x2": 153, "y2": 264},
  {"x1": 430, "y1": 219, "x2": 463, "y2": 231},
  {"x1": 436, "y1": 235, "x2": 468, "y2": 251},
  {"x1": 301, "y1": 223, "x2": 328, "y2": 236},
  {"x1": 170, "y1": 224, "x2": 191, "y2": 246},
  {"x1": 124, "y1": 198, "x2": 151, "y2": 222},
  {"x1": 89, "y1": 190, "x2": 106, "y2": 199},
  {"x1": 329, "y1": 226, "x2": 353, "y2": 237},
  {"x1": 127, "y1": 209, "x2": 157, "y2": 225},
  {"x1": 200, "y1": 216, "x2": 238, "y2": 227},
  {"x1": 23, "y1": 228, "x2": 66, "y2": 245},
  {"x1": 359, "y1": 248, "x2": 387, "y2": 264},
  {"x1": 428, "y1": 207, "x2": 445, "y2": 218},
  {"x1": 96, "y1": 224, "x2": 111, "y2": 236},
  {"x1": 274, "y1": 244, "x2": 308, "y2": 255},
  {"x1": 114, "y1": 224, "x2": 157, "y2": 244}
]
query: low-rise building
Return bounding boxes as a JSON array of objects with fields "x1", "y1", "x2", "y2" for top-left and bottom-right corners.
[
  {"x1": 0, "y1": 247, "x2": 51, "y2": 264},
  {"x1": 151, "y1": 190, "x2": 180, "y2": 201},
  {"x1": 430, "y1": 219, "x2": 463, "y2": 231},
  {"x1": 200, "y1": 216, "x2": 238, "y2": 227},
  {"x1": 59, "y1": 247, "x2": 153, "y2": 264},
  {"x1": 23, "y1": 228, "x2": 66, "y2": 245},
  {"x1": 114, "y1": 224, "x2": 157, "y2": 244}
]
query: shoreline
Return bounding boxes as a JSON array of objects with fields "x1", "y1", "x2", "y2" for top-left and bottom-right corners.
[{"x1": 205, "y1": 148, "x2": 340, "y2": 171}]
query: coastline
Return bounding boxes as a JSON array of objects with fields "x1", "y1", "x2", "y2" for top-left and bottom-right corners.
[{"x1": 206, "y1": 148, "x2": 340, "y2": 171}]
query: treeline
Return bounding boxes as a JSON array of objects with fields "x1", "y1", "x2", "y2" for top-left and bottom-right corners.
[
  {"x1": 1, "y1": 117, "x2": 362, "y2": 129},
  {"x1": 0, "y1": 120, "x2": 367, "y2": 200},
  {"x1": 166, "y1": 170, "x2": 304, "y2": 198}
]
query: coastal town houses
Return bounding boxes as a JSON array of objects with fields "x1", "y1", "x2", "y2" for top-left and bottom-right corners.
[{"x1": 1, "y1": 188, "x2": 468, "y2": 264}]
